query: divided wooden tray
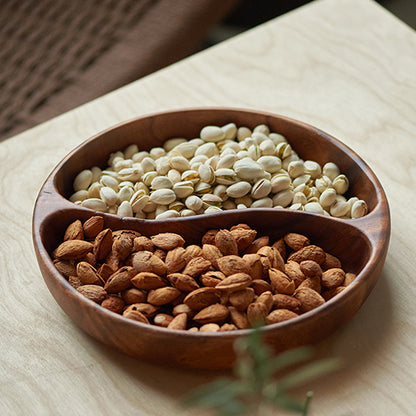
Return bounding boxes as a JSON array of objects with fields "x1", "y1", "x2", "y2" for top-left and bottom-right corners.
[{"x1": 32, "y1": 108, "x2": 390, "y2": 369}]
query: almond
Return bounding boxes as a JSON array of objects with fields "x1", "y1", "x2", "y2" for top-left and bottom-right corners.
[
  {"x1": 193, "y1": 304, "x2": 229, "y2": 324},
  {"x1": 215, "y1": 229, "x2": 238, "y2": 255},
  {"x1": 323, "y1": 286, "x2": 346, "y2": 300},
  {"x1": 201, "y1": 244, "x2": 223, "y2": 268},
  {"x1": 54, "y1": 240, "x2": 93, "y2": 260},
  {"x1": 154, "y1": 313, "x2": 174, "y2": 328},
  {"x1": 112, "y1": 234, "x2": 133, "y2": 260},
  {"x1": 199, "y1": 323, "x2": 220, "y2": 332},
  {"x1": 200, "y1": 271, "x2": 226, "y2": 287},
  {"x1": 131, "y1": 272, "x2": 167, "y2": 290},
  {"x1": 244, "y1": 236, "x2": 269, "y2": 254},
  {"x1": 228, "y1": 306, "x2": 249, "y2": 329},
  {"x1": 183, "y1": 245, "x2": 203, "y2": 262},
  {"x1": 97, "y1": 263, "x2": 114, "y2": 282},
  {"x1": 76, "y1": 261, "x2": 103, "y2": 285},
  {"x1": 322, "y1": 252, "x2": 342, "y2": 269},
  {"x1": 64, "y1": 220, "x2": 84, "y2": 241},
  {"x1": 172, "y1": 304, "x2": 193, "y2": 317},
  {"x1": 153, "y1": 249, "x2": 167, "y2": 261},
  {"x1": 229, "y1": 288, "x2": 255, "y2": 311},
  {"x1": 131, "y1": 251, "x2": 153, "y2": 272},
  {"x1": 183, "y1": 287, "x2": 220, "y2": 310},
  {"x1": 127, "y1": 302, "x2": 159, "y2": 317},
  {"x1": 266, "y1": 309, "x2": 299, "y2": 324},
  {"x1": 230, "y1": 227, "x2": 257, "y2": 251},
  {"x1": 216, "y1": 273, "x2": 252, "y2": 292},
  {"x1": 82, "y1": 252, "x2": 96, "y2": 267},
  {"x1": 217, "y1": 255, "x2": 249, "y2": 276},
  {"x1": 321, "y1": 268, "x2": 345, "y2": 288},
  {"x1": 68, "y1": 275, "x2": 82, "y2": 289},
  {"x1": 168, "y1": 273, "x2": 200, "y2": 292},
  {"x1": 344, "y1": 272, "x2": 356, "y2": 286},
  {"x1": 121, "y1": 288, "x2": 147, "y2": 304},
  {"x1": 297, "y1": 276, "x2": 321, "y2": 293},
  {"x1": 104, "y1": 266, "x2": 136, "y2": 292},
  {"x1": 284, "y1": 233, "x2": 310, "y2": 251},
  {"x1": 256, "y1": 291, "x2": 273, "y2": 314},
  {"x1": 77, "y1": 285, "x2": 106, "y2": 303},
  {"x1": 272, "y1": 294, "x2": 301, "y2": 311},
  {"x1": 220, "y1": 323, "x2": 238, "y2": 331},
  {"x1": 147, "y1": 287, "x2": 181, "y2": 306},
  {"x1": 101, "y1": 295, "x2": 125, "y2": 314},
  {"x1": 133, "y1": 236, "x2": 154, "y2": 252},
  {"x1": 53, "y1": 259, "x2": 76, "y2": 277},
  {"x1": 294, "y1": 287, "x2": 325, "y2": 312},
  {"x1": 83, "y1": 216, "x2": 104, "y2": 239},
  {"x1": 257, "y1": 246, "x2": 285, "y2": 272},
  {"x1": 247, "y1": 302, "x2": 267, "y2": 326},
  {"x1": 167, "y1": 313, "x2": 188, "y2": 330},
  {"x1": 251, "y1": 279, "x2": 273, "y2": 295},
  {"x1": 201, "y1": 229, "x2": 219, "y2": 245},
  {"x1": 287, "y1": 245, "x2": 326, "y2": 265},
  {"x1": 272, "y1": 238, "x2": 286, "y2": 260},
  {"x1": 122, "y1": 306, "x2": 149, "y2": 324},
  {"x1": 151, "y1": 233, "x2": 185, "y2": 250},
  {"x1": 149, "y1": 255, "x2": 167, "y2": 276},
  {"x1": 242, "y1": 254, "x2": 263, "y2": 279},
  {"x1": 230, "y1": 223, "x2": 251, "y2": 231},
  {"x1": 165, "y1": 247, "x2": 187, "y2": 273},
  {"x1": 300, "y1": 260, "x2": 322, "y2": 277},
  {"x1": 93, "y1": 229, "x2": 113, "y2": 260},
  {"x1": 269, "y1": 268, "x2": 295, "y2": 295},
  {"x1": 284, "y1": 261, "x2": 306, "y2": 287},
  {"x1": 182, "y1": 257, "x2": 211, "y2": 277}
]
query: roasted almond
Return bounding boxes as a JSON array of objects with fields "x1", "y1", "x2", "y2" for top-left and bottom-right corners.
[
  {"x1": 127, "y1": 302, "x2": 159, "y2": 317},
  {"x1": 183, "y1": 245, "x2": 203, "y2": 263},
  {"x1": 297, "y1": 276, "x2": 321, "y2": 293},
  {"x1": 131, "y1": 272, "x2": 167, "y2": 290},
  {"x1": 122, "y1": 306, "x2": 149, "y2": 324},
  {"x1": 244, "y1": 236, "x2": 270, "y2": 254},
  {"x1": 217, "y1": 255, "x2": 249, "y2": 276},
  {"x1": 255, "y1": 291, "x2": 273, "y2": 314},
  {"x1": 200, "y1": 271, "x2": 226, "y2": 287},
  {"x1": 147, "y1": 287, "x2": 181, "y2": 306},
  {"x1": 97, "y1": 263, "x2": 114, "y2": 282},
  {"x1": 133, "y1": 236, "x2": 154, "y2": 252},
  {"x1": 242, "y1": 253, "x2": 263, "y2": 279},
  {"x1": 247, "y1": 302, "x2": 267, "y2": 327},
  {"x1": 284, "y1": 233, "x2": 310, "y2": 251},
  {"x1": 215, "y1": 229, "x2": 238, "y2": 256},
  {"x1": 54, "y1": 240, "x2": 93, "y2": 260},
  {"x1": 228, "y1": 306, "x2": 249, "y2": 329},
  {"x1": 53, "y1": 259, "x2": 76, "y2": 277},
  {"x1": 230, "y1": 227, "x2": 257, "y2": 251},
  {"x1": 266, "y1": 309, "x2": 299, "y2": 324},
  {"x1": 201, "y1": 244, "x2": 223, "y2": 268},
  {"x1": 168, "y1": 273, "x2": 200, "y2": 292},
  {"x1": 121, "y1": 288, "x2": 147, "y2": 304},
  {"x1": 83, "y1": 216, "x2": 104, "y2": 239},
  {"x1": 112, "y1": 234, "x2": 133, "y2": 260},
  {"x1": 193, "y1": 304, "x2": 229, "y2": 324},
  {"x1": 165, "y1": 247, "x2": 187, "y2": 273},
  {"x1": 294, "y1": 287, "x2": 325, "y2": 312},
  {"x1": 322, "y1": 252, "x2": 342, "y2": 269},
  {"x1": 199, "y1": 323, "x2": 220, "y2": 332},
  {"x1": 153, "y1": 313, "x2": 174, "y2": 328},
  {"x1": 287, "y1": 245, "x2": 326, "y2": 265},
  {"x1": 93, "y1": 228, "x2": 113, "y2": 260},
  {"x1": 182, "y1": 256, "x2": 211, "y2": 277},
  {"x1": 68, "y1": 275, "x2": 82, "y2": 289},
  {"x1": 220, "y1": 323, "x2": 238, "y2": 331},
  {"x1": 284, "y1": 261, "x2": 306, "y2": 287},
  {"x1": 251, "y1": 279, "x2": 273, "y2": 295},
  {"x1": 323, "y1": 286, "x2": 346, "y2": 300},
  {"x1": 167, "y1": 313, "x2": 188, "y2": 330},
  {"x1": 272, "y1": 294, "x2": 301, "y2": 311},
  {"x1": 344, "y1": 272, "x2": 356, "y2": 286},
  {"x1": 104, "y1": 266, "x2": 136, "y2": 292},
  {"x1": 64, "y1": 220, "x2": 84, "y2": 241},
  {"x1": 183, "y1": 287, "x2": 220, "y2": 310},
  {"x1": 76, "y1": 261, "x2": 103, "y2": 285},
  {"x1": 257, "y1": 246, "x2": 285, "y2": 272},
  {"x1": 101, "y1": 295, "x2": 125, "y2": 314},
  {"x1": 77, "y1": 285, "x2": 106, "y2": 303},
  {"x1": 216, "y1": 273, "x2": 252, "y2": 292},
  {"x1": 272, "y1": 238, "x2": 286, "y2": 260},
  {"x1": 269, "y1": 268, "x2": 295, "y2": 295},
  {"x1": 321, "y1": 268, "x2": 346, "y2": 288},
  {"x1": 201, "y1": 229, "x2": 219, "y2": 245},
  {"x1": 229, "y1": 288, "x2": 255, "y2": 311},
  {"x1": 300, "y1": 260, "x2": 322, "y2": 277},
  {"x1": 151, "y1": 233, "x2": 185, "y2": 250}
]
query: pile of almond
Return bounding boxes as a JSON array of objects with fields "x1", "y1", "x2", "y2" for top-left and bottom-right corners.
[{"x1": 52, "y1": 216, "x2": 356, "y2": 332}]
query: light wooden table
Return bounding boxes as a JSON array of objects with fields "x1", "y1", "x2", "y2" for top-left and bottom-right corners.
[{"x1": 1, "y1": 0, "x2": 415, "y2": 414}]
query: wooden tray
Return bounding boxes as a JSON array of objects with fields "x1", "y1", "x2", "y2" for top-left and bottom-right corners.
[{"x1": 32, "y1": 108, "x2": 390, "y2": 369}]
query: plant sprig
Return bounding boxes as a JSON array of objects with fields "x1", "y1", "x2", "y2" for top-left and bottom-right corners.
[{"x1": 183, "y1": 329, "x2": 339, "y2": 415}]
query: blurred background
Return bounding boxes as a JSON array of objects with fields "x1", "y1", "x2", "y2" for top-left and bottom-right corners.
[{"x1": 0, "y1": 0, "x2": 414, "y2": 140}]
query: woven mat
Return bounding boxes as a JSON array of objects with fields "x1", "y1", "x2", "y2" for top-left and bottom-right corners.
[{"x1": 0, "y1": 0, "x2": 238, "y2": 140}]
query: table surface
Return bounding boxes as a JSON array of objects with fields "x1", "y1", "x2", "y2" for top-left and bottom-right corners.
[{"x1": 1, "y1": 0, "x2": 415, "y2": 414}]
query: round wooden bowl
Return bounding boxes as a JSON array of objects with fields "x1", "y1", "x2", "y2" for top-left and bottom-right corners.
[{"x1": 32, "y1": 108, "x2": 390, "y2": 369}]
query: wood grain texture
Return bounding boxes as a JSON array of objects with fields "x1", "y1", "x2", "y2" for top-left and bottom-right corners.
[{"x1": 1, "y1": 0, "x2": 416, "y2": 414}]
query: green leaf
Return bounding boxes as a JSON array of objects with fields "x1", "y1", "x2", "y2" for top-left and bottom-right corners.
[
  {"x1": 277, "y1": 358, "x2": 340, "y2": 391},
  {"x1": 182, "y1": 378, "x2": 243, "y2": 409}
]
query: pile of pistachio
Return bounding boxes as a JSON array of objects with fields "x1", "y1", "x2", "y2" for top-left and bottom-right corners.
[{"x1": 70, "y1": 123, "x2": 367, "y2": 220}]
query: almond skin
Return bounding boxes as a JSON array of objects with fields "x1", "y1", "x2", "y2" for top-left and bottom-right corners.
[
  {"x1": 165, "y1": 247, "x2": 187, "y2": 273},
  {"x1": 201, "y1": 244, "x2": 223, "y2": 268},
  {"x1": 273, "y1": 294, "x2": 301, "y2": 311},
  {"x1": 184, "y1": 287, "x2": 220, "y2": 310},
  {"x1": 147, "y1": 287, "x2": 181, "y2": 306},
  {"x1": 182, "y1": 257, "x2": 211, "y2": 277},
  {"x1": 244, "y1": 236, "x2": 270, "y2": 254},
  {"x1": 300, "y1": 260, "x2": 322, "y2": 277},
  {"x1": 284, "y1": 261, "x2": 306, "y2": 287},
  {"x1": 230, "y1": 228, "x2": 257, "y2": 251},
  {"x1": 131, "y1": 272, "x2": 167, "y2": 290},
  {"x1": 122, "y1": 306, "x2": 149, "y2": 324},
  {"x1": 228, "y1": 306, "x2": 249, "y2": 329},
  {"x1": 247, "y1": 302, "x2": 267, "y2": 327},
  {"x1": 104, "y1": 266, "x2": 136, "y2": 292},
  {"x1": 76, "y1": 261, "x2": 103, "y2": 285},
  {"x1": 287, "y1": 245, "x2": 326, "y2": 265},
  {"x1": 229, "y1": 288, "x2": 255, "y2": 311},
  {"x1": 269, "y1": 268, "x2": 295, "y2": 295},
  {"x1": 294, "y1": 287, "x2": 325, "y2": 312},
  {"x1": 168, "y1": 273, "x2": 200, "y2": 292},
  {"x1": 101, "y1": 295, "x2": 125, "y2": 314},
  {"x1": 167, "y1": 313, "x2": 188, "y2": 330},
  {"x1": 321, "y1": 268, "x2": 346, "y2": 288}
]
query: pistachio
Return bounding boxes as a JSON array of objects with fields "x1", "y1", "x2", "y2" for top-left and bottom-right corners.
[
  {"x1": 200, "y1": 125, "x2": 225, "y2": 142},
  {"x1": 169, "y1": 156, "x2": 191, "y2": 172},
  {"x1": 251, "y1": 197, "x2": 273, "y2": 208},
  {"x1": 257, "y1": 155, "x2": 282, "y2": 173},
  {"x1": 272, "y1": 189, "x2": 294, "y2": 208},
  {"x1": 151, "y1": 176, "x2": 173, "y2": 190},
  {"x1": 351, "y1": 199, "x2": 367, "y2": 219},
  {"x1": 237, "y1": 126, "x2": 251, "y2": 141},
  {"x1": 221, "y1": 123, "x2": 237, "y2": 140},
  {"x1": 130, "y1": 190, "x2": 150, "y2": 213},
  {"x1": 194, "y1": 142, "x2": 218, "y2": 158},
  {"x1": 117, "y1": 201, "x2": 133, "y2": 217},
  {"x1": 304, "y1": 202, "x2": 325, "y2": 214},
  {"x1": 330, "y1": 200, "x2": 350, "y2": 217},
  {"x1": 173, "y1": 181, "x2": 194, "y2": 198},
  {"x1": 215, "y1": 168, "x2": 237, "y2": 185},
  {"x1": 319, "y1": 188, "x2": 337, "y2": 208},
  {"x1": 149, "y1": 189, "x2": 177, "y2": 205},
  {"x1": 73, "y1": 169, "x2": 93, "y2": 191},
  {"x1": 234, "y1": 158, "x2": 264, "y2": 180},
  {"x1": 198, "y1": 164, "x2": 215, "y2": 184},
  {"x1": 332, "y1": 174, "x2": 349, "y2": 194},
  {"x1": 185, "y1": 195, "x2": 204, "y2": 212},
  {"x1": 271, "y1": 173, "x2": 291, "y2": 193},
  {"x1": 99, "y1": 186, "x2": 118, "y2": 206},
  {"x1": 323, "y1": 162, "x2": 340, "y2": 181},
  {"x1": 251, "y1": 179, "x2": 272, "y2": 199},
  {"x1": 81, "y1": 198, "x2": 107, "y2": 212},
  {"x1": 216, "y1": 154, "x2": 236, "y2": 169},
  {"x1": 226, "y1": 181, "x2": 252, "y2": 198}
]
